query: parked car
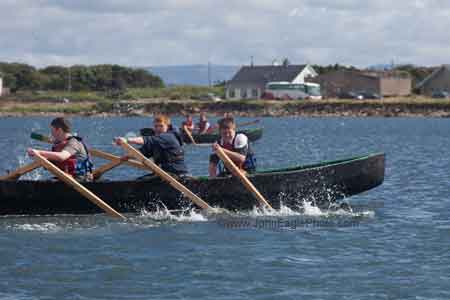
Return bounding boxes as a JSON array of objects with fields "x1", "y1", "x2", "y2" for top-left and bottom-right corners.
[
  {"x1": 431, "y1": 91, "x2": 450, "y2": 99},
  {"x1": 196, "y1": 93, "x2": 222, "y2": 102},
  {"x1": 359, "y1": 91, "x2": 382, "y2": 99},
  {"x1": 337, "y1": 91, "x2": 363, "y2": 100}
]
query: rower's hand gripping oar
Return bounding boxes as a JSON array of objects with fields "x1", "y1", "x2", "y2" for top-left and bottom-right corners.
[
  {"x1": 30, "y1": 149, "x2": 125, "y2": 219},
  {"x1": 117, "y1": 139, "x2": 213, "y2": 211},
  {"x1": 215, "y1": 145, "x2": 273, "y2": 209}
]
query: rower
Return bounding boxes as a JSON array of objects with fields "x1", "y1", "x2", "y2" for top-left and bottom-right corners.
[
  {"x1": 27, "y1": 117, "x2": 94, "y2": 181},
  {"x1": 196, "y1": 112, "x2": 211, "y2": 134},
  {"x1": 114, "y1": 114, "x2": 189, "y2": 176},
  {"x1": 181, "y1": 114, "x2": 194, "y2": 133},
  {"x1": 208, "y1": 117, "x2": 256, "y2": 177}
]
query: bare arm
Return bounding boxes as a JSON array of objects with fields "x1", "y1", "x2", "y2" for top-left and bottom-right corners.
[
  {"x1": 212, "y1": 143, "x2": 246, "y2": 166},
  {"x1": 220, "y1": 147, "x2": 246, "y2": 166},
  {"x1": 114, "y1": 136, "x2": 145, "y2": 145},
  {"x1": 28, "y1": 148, "x2": 72, "y2": 162},
  {"x1": 126, "y1": 137, "x2": 145, "y2": 145}
]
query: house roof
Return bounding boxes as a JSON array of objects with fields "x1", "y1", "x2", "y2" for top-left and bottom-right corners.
[
  {"x1": 416, "y1": 65, "x2": 450, "y2": 89},
  {"x1": 317, "y1": 69, "x2": 409, "y2": 80},
  {"x1": 228, "y1": 64, "x2": 307, "y2": 85}
]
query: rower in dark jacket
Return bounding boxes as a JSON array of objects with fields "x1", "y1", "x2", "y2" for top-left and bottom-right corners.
[{"x1": 114, "y1": 114, "x2": 188, "y2": 175}]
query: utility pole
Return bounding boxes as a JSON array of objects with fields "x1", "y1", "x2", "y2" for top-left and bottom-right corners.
[
  {"x1": 68, "y1": 66, "x2": 72, "y2": 93},
  {"x1": 208, "y1": 61, "x2": 211, "y2": 87}
]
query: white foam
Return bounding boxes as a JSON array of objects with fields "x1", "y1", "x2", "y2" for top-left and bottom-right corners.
[
  {"x1": 11, "y1": 222, "x2": 60, "y2": 232},
  {"x1": 15, "y1": 155, "x2": 44, "y2": 180},
  {"x1": 139, "y1": 206, "x2": 208, "y2": 222},
  {"x1": 238, "y1": 200, "x2": 374, "y2": 219}
]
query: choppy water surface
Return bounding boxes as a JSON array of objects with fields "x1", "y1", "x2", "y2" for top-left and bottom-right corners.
[{"x1": 0, "y1": 116, "x2": 449, "y2": 299}]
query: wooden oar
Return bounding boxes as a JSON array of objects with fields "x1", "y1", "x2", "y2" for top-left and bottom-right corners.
[
  {"x1": 31, "y1": 150, "x2": 125, "y2": 219},
  {"x1": 92, "y1": 160, "x2": 124, "y2": 180},
  {"x1": 0, "y1": 161, "x2": 41, "y2": 181},
  {"x1": 182, "y1": 125, "x2": 197, "y2": 145},
  {"x1": 119, "y1": 140, "x2": 213, "y2": 210},
  {"x1": 88, "y1": 148, "x2": 148, "y2": 171},
  {"x1": 215, "y1": 146, "x2": 273, "y2": 209}
]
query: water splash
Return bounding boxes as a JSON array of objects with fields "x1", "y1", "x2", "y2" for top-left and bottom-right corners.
[
  {"x1": 13, "y1": 155, "x2": 44, "y2": 180},
  {"x1": 138, "y1": 205, "x2": 208, "y2": 223}
]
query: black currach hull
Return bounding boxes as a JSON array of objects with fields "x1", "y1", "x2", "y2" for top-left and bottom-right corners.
[{"x1": 0, "y1": 153, "x2": 385, "y2": 216}]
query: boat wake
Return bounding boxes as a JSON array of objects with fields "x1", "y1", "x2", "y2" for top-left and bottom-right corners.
[
  {"x1": 138, "y1": 206, "x2": 209, "y2": 223},
  {"x1": 130, "y1": 198, "x2": 375, "y2": 231},
  {"x1": 0, "y1": 196, "x2": 374, "y2": 233},
  {"x1": 8, "y1": 222, "x2": 61, "y2": 233}
]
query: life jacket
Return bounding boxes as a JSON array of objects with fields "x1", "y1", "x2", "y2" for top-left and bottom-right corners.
[
  {"x1": 151, "y1": 131, "x2": 187, "y2": 174},
  {"x1": 197, "y1": 120, "x2": 209, "y2": 133},
  {"x1": 218, "y1": 134, "x2": 256, "y2": 174},
  {"x1": 51, "y1": 136, "x2": 94, "y2": 177},
  {"x1": 182, "y1": 120, "x2": 194, "y2": 130}
]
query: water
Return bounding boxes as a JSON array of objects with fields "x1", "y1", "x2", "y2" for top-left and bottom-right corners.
[{"x1": 0, "y1": 116, "x2": 449, "y2": 299}]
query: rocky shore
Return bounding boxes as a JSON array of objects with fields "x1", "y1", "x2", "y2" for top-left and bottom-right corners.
[{"x1": 1, "y1": 99, "x2": 449, "y2": 117}]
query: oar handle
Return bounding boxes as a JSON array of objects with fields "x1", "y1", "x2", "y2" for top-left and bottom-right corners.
[{"x1": 215, "y1": 146, "x2": 272, "y2": 209}]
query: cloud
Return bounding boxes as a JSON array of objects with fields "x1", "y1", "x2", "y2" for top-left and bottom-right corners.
[{"x1": 0, "y1": 0, "x2": 449, "y2": 67}]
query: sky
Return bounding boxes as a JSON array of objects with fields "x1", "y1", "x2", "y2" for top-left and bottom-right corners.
[{"x1": 1, "y1": 0, "x2": 449, "y2": 68}]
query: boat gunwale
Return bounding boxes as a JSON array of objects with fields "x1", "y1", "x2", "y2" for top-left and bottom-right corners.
[
  {"x1": 4, "y1": 153, "x2": 384, "y2": 184},
  {"x1": 247, "y1": 152, "x2": 384, "y2": 177}
]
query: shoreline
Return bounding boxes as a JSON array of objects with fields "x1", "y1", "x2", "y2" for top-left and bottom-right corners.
[{"x1": 0, "y1": 99, "x2": 449, "y2": 118}]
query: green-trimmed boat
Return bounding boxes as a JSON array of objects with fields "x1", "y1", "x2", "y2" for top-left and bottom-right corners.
[{"x1": 0, "y1": 153, "x2": 384, "y2": 216}]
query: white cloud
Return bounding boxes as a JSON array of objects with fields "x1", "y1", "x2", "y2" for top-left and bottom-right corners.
[{"x1": 0, "y1": 0, "x2": 449, "y2": 67}]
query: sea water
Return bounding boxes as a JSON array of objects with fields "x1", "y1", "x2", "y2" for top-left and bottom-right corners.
[{"x1": 0, "y1": 116, "x2": 449, "y2": 299}]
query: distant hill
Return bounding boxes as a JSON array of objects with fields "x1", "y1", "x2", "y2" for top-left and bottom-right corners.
[
  {"x1": 367, "y1": 64, "x2": 397, "y2": 71},
  {"x1": 145, "y1": 65, "x2": 240, "y2": 86}
]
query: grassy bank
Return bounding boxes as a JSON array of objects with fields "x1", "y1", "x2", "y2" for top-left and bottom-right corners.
[
  {"x1": 1, "y1": 90, "x2": 450, "y2": 117},
  {"x1": 2, "y1": 86, "x2": 225, "y2": 103}
]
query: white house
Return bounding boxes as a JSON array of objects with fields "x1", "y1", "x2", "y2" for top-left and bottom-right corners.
[
  {"x1": 0, "y1": 77, "x2": 3, "y2": 96},
  {"x1": 225, "y1": 64, "x2": 318, "y2": 99}
]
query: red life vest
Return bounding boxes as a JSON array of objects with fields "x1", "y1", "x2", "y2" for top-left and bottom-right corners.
[
  {"x1": 51, "y1": 138, "x2": 77, "y2": 176},
  {"x1": 220, "y1": 135, "x2": 244, "y2": 168}
]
